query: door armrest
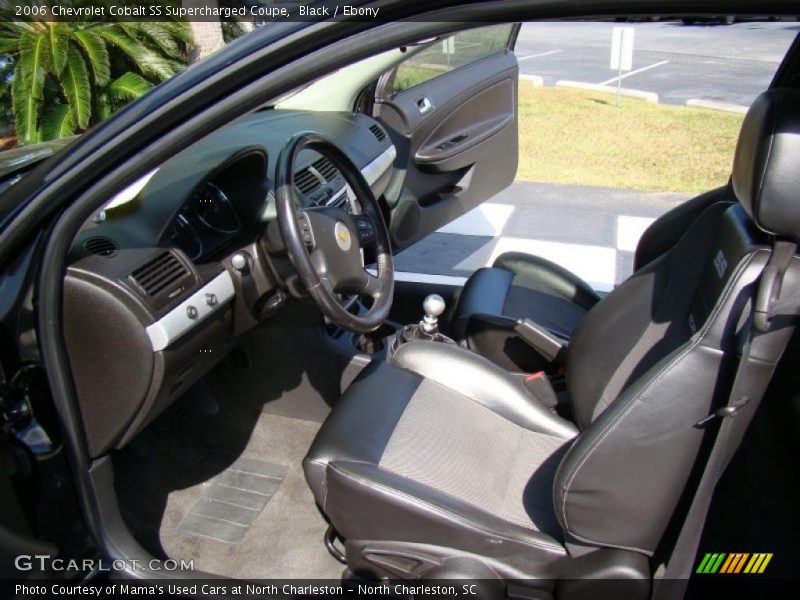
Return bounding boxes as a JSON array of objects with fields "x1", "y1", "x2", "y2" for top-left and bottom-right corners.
[
  {"x1": 513, "y1": 318, "x2": 568, "y2": 363},
  {"x1": 463, "y1": 313, "x2": 568, "y2": 372}
]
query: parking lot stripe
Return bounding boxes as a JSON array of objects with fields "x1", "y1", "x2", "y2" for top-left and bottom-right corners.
[
  {"x1": 437, "y1": 203, "x2": 514, "y2": 236},
  {"x1": 486, "y1": 237, "x2": 617, "y2": 292},
  {"x1": 393, "y1": 184, "x2": 690, "y2": 292},
  {"x1": 555, "y1": 80, "x2": 659, "y2": 103},
  {"x1": 598, "y1": 59, "x2": 670, "y2": 85},
  {"x1": 686, "y1": 99, "x2": 748, "y2": 114},
  {"x1": 517, "y1": 50, "x2": 563, "y2": 61},
  {"x1": 617, "y1": 216, "x2": 656, "y2": 252}
]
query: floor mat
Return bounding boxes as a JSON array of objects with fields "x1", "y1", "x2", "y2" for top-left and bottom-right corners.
[
  {"x1": 115, "y1": 404, "x2": 344, "y2": 579},
  {"x1": 177, "y1": 454, "x2": 288, "y2": 543}
]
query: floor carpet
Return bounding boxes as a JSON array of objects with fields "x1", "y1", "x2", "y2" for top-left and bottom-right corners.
[{"x1": 113, "y1": 391, "x2": 344, "y2": 579}]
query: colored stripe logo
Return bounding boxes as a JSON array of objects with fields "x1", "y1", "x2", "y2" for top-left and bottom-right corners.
[{"x1": 696, "y1": 553, "x2": 773, "y2": 574}]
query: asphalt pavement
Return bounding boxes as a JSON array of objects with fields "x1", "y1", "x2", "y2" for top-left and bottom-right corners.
[{"x1": 514, "y1": 21, "x2": 798, "y2": 106}]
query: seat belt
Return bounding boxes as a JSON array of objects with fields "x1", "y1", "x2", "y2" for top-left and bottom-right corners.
[{"x1": 653, "y1": 241, "x2": 798, "y2": 600}]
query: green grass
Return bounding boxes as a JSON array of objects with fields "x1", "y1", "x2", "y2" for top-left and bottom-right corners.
[
  {"x1": 393, "y1": 25, "x2": 513, "y2": 93},
  {"x1": 517, "y1": 83, "x2": 744, "y2": 193},
  {"x1": 393, "y1": 65, "x2": 449, "y2": 93}
]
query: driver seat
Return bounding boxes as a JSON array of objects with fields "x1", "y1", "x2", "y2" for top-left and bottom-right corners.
[{"x1": 303, "y1": 89, "x2": 800, "y2": 593}]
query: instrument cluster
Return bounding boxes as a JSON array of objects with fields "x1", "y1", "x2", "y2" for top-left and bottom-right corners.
[{"x1": 168, "y1": 181, "x2": 242, "y2": 262}]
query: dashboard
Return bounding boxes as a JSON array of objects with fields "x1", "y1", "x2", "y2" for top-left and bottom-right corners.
[
  {"x1": 62, "y1": 109, "x2": 396, "y2": 457},
  {"x1": 166, "y1": 145, "x2": 365, "y2": 263},
  {"x1": 70, "y1": 109, "x2": 393, "y2": 264},
  {"x1": 169, "y1": 181, "x2": 242, "y2": 262}
]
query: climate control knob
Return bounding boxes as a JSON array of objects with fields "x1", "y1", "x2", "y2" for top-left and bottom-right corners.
[{"x1": 231, "y1": 252, "x2": 250, "y2": 274}]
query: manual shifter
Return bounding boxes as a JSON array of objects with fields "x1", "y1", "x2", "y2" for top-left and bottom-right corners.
[
  {"x1": 420, "y1": 294, "x2": 446, "y2": 336},
  {"x1": 390, "y1": 293, "x2": 456, "y2": 355}
]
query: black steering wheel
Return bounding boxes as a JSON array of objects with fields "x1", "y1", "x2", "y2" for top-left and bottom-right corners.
[{"x1": 275, "y1": 132, "x2": 394, "y2": 333}]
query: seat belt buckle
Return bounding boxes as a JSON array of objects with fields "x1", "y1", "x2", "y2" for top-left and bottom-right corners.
[
  {"x1": 695, "y1": 396, "x2": 750, "y2": 428},
  {"x1": 523, "y1": 371, "x2": 559, "y2": 409}
]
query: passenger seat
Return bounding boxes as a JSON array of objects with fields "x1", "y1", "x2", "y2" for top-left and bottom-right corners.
[{"x1": 452, "y1": 186, "x2": 733, "y2": 372}]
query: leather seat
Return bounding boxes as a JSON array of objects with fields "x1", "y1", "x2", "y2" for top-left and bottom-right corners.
[
  {"x1": 452, "y1": 187, "x2": 732, "y2": 372},
  {"x1": 304, "y1": 343, "x2": 578, "y2": 553},
  {"x1": 303, "y1": 89, "x2": 800, "y2": 593}
]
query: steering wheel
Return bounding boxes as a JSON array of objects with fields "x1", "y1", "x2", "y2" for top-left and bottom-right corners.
[{"x1": 275, "y1": 131, "x2": 394, "y2": 333}]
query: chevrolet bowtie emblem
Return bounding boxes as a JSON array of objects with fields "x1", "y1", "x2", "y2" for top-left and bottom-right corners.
[{"x1": 334, "y1": 222, "x2": 352, "y2": 251}]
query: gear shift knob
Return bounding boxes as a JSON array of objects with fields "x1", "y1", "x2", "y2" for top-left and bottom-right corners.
[
  {"x1": 421, "y1": 294, "x2": 445, "y2": 334},
  {"x1": 423, "y1": 294, "x2": 446, "y2": 318}
]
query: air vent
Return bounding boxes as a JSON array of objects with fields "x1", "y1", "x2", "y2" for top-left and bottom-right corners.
[
  {"x1": 294, "y1": 167, "x2": 321, "y2": 195},
  {"x1": 369, "y1": 124, "x2": 387, "y2": 142},
  {"x1": 312, "y1": 157, "x2": 338, "y2": 181},
  {"x1": 130, "y1": 251, "x2": 189, "y2": 297},
  {"x1": 83, "y1": 236, "x2": 119, "y2": 257}
]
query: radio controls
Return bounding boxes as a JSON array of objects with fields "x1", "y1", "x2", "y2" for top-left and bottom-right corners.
[{"x1": 186, "y1": 305, "x2": 199, "y2": 320}]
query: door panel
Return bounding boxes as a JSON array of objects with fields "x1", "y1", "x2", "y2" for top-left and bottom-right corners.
[
  {"x1": 415, "y1": 79, "x2": 516, "y2": 172},
  {"x1": 376, "y1": 38, "x2": 519, "y2": 250}
]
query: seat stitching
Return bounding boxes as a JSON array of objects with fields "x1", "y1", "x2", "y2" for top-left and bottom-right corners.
[
  {"x1": 423, "y1": 377, "x2": 574, "y2": 443},
  {"x1": 500, "y1": 429, "x2": 568, "y2": 533},
  {"x1": 381, "y1": 385, "x2": 570, "y2": 533},
  {"x1": 328, "y1": 462, "x2": 565, "y2": 553},
  {"x1": 560, "y1": 250, "x2": 757, "y2": 510},
  {"x1": 753, "y1": 110, "x2": 777, "y2": 228},
  {"x1": 558, "y1": 250, "x2": 762, "y2": 535},
  {"x1": 559, "y1": 250, "x2": 760, "y2": 528},
  {"x1": 393, "y1": 345, "x2": 575, "y2": 439},
  {"x1": 306, "y1": 458, "x2": 329, "y2": 508},
  {"x1": 499, "y1": 426, "x2": 528, "y2": 530}
]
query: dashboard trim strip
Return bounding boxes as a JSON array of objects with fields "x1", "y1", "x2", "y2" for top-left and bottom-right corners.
[
  {"x1": 145, "y1": 271, "x2": 235, "y2": 352},
  {"x1": 361, "y1": 144, "x2": 397, "y2": 186}
]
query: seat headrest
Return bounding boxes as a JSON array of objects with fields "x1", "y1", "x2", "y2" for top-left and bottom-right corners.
[{"x1": 732, "y1": 88, "x2": 800, "y2": 240}]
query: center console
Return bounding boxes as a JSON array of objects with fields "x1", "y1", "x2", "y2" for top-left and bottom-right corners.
[
  {"x1": 325, "y1": 291, "x2": 568, "y2": 419},
  {"x1": 387, "y1": 293, "x2": 458, "y2": 357},
  {"x1": 326, "y1": 293, "x2": 458, "y2": 359}
]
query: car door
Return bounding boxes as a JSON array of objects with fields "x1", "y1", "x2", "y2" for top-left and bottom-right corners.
[{"x1": 374, "y1": 24, "x2": 521, "y2": 250}]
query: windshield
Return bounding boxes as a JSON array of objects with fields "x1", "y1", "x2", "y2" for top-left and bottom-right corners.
[
  {"x1": 1, "y1": 4, "x2": 796, "y2": 182},
  {"x1": 0, "y1": 1, "x2": 274, "y2": 157}
]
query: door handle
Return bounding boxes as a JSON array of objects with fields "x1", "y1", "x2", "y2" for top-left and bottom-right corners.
[
  {"x1": 436, "y1": 134, "x2": 468, "y2": 152},
  {"x1": 417, "y1": 97, "x2": 434, "y2": 114}
]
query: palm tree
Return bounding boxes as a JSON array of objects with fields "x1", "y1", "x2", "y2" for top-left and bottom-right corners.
[{"x1": 0, "y1": 3, "x2": 191, "y2": 145}]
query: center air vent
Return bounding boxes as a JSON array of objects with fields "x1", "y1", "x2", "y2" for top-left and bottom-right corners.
[
  {"x1": 369, "y1": 124, "x2": 387, "y2": 142},
  {"x1": 84, "y1": 236, "x2": 119, "y2": 257},
  {"x1": 312, "y1": 157, "x2": 338, "y2": 181},
  {"x1": 130, "y1": 251, "x2": 190, "y2": 297},
  {"x1": 294, "y1": 167, "x2": 322, "y2": 195}
]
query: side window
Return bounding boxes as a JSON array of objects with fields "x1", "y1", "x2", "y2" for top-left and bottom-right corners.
[{"x1": 392, "y1": 25, "x2": 515, "y2": 94}]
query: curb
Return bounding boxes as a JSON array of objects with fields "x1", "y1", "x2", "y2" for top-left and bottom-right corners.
[
  {"x1": 686, "y1": 99, "x2": 748, "y2": 115},
  {"x1": 554, "y1": 80, "x2": 659, "y2": 103},
  {"x1": 521, "y1": 76, "x2": 747, "y2": 113},
  {"x1": 520, "y1": 74, "x2": 544, "y2": 86}
]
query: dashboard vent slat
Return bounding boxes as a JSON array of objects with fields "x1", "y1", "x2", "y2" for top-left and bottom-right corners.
[
  {"x1": 312, "y1": 157, "x2": 339, "y2": 182},
  {"x1": 369, "y1": 124, "x2": 387, "y2": 142},
  {"x1": 84, "y1": 236, "x2": 119, "y2": 257},
  {"x1": 294, "y1": 168, "x2": 321, "y2": 194},
  {"x1": 130, "y1": 251, "x2": 189, "y2": 297},
  {"x1": 327, "y1": 194, "x2": 347, "y2": 209}
]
